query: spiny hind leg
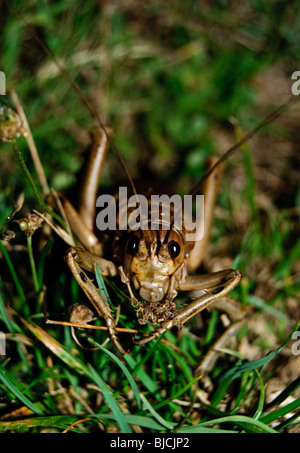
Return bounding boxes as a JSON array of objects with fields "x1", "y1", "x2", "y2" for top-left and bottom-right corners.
[
  {"x1": 49, "y1": 191, "x2": 103, "y2": 255},
  {"x1": 187, "y1": 157, "x2": 223, "y2": 274},
  {"x1": 47, "y1": 128, "x2": 112, "y2": 255},
  {"x1": 78, "y1": 127, "x2": 112, "y2": 231}
]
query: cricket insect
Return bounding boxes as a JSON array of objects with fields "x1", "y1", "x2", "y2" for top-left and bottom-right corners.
[{"x1": 5, "y1": 32, "x2": 297, "y2": 357}]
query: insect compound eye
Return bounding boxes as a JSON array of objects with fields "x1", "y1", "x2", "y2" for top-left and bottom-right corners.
[
  {"x1": 168, "y1": 241, "x2": 181, "y2": 259},
  {"x1": 127, "y1": 236, "x2": 140, "y2": 256}
]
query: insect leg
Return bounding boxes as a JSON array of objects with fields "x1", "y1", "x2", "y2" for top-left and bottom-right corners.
[
  {"x1": 78, "y1": 127, "x2": 112, "y2": 231},
  {"x1": 50, "y1": 190, "x2": 103, "y2": 255},
  {"x1": 65, "y1": 248, "x2": 126, "y2": 354},
  {"x1": 179, "y1": 269, "x2": 240, "y2": 292},
  {"x1": 187, "y1": 157, "x2": 223, "y2": 273},
  {"x1": 133, "y1": 268, "x2": 241, "y2": 345},
  {"x1": 66, "y1": 246, "x2": 118, "y2": 276},
  {"x1": 195, "y1": 318, "x2": 245, "y2": 391}
]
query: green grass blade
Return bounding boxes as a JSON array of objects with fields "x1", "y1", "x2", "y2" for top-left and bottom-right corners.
[
  {"x1": 89, "y1": 341, "x2": 141, "y2": 410},
  {"x1": 179, "y1": 415, "x2": 278, "y2": 433},
  {"x1": 0, "y1": 240, "x2": 27, "y2": 311},
  {"x1": 274, "y1": 236, "x2": 300, "y2": 280},
  {"x1": 212, "y1": 320, "x2": 300, "y2": 406},
  {"x1": 177, "y1": 426, "x2": 238, "y2": 433},
  {"x1": 0, "y1": 289, "x2": 14, "y2": 333},
  {"x1": 153, "y1": 375, "x2": 201, "y2": 411},
  {"x1": 27, "y1": 235, "x2": 40, "y2": 294},
  {"x1": 94, "y1": 265, "x2": 112, "y2": 307},
  {"x1": 247, "y1": 295, "x2": 289, "y2": 322},
  {"x1": 22, "y1": 317, "x2": 91, "y2": 375},
  {"x1": 124, "y1": 353, "x2": 158, "y2": 393},
  {"x1": 235, "y1": 124, "x2": 257, "y2": 218},
  {"x1": 0, "y1": 413, "x2": 168, "y2": 432},
  {"x1": 12, "y1": 141, "x2": 64, "y2": 227},
  {"x1": 235, "y1": 320, "x2": 300, "y2": 373},
  {"x1": 131, "y1": 332, "x2": 165, "y2": 376},
  {"x1": 275, "y1": 410, "x2": 300, "y2": 431},
  {"x1": 259, "y1": 397, "x2": 300, "y2": 425},
  {"x1": 140, "y1": 393, "x2": 174, "y2": 430},
  {"x1": 87, "y1": 364, "x2": 132, "y2": 433},
  {"x1": 265, "y1": 376, "x2": 300, "y2": 409},
  {"x1": 253, "y1": 369, "x2": 266, "y2": 419},
  {"x1": 0, "y1": 363, "x2": 44, "y2": 415},
  {"x1": 0, "y1": 415, "x2": 84, "y2": 433}
]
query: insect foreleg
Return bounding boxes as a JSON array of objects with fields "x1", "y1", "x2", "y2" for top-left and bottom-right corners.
[
  {"x1": 66, "y1": 246, "x2": 118, "y2": 276},
  {"x1": 64, "y1": 248, "x2": 126, "y2": 354},
  {"x1": 133, "y1": 269, "x2": 241, "y2": 345}
]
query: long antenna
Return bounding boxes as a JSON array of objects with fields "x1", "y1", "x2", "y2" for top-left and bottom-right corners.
[
  {"x1": 189, "y1": 95, "x2": 298, "y2": 196},
  {"x1": 17, "y1": 13, "x2": 298, "y2": 219},
  {"x1": 17, "y1": 16, "x2": 145, "y2": 236},
  {"x1": 30, "y1": 32, "x2": 139, "y2": 199}
]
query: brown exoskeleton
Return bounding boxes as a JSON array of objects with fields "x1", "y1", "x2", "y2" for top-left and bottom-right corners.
[
  {"x1": 24, "y1": 50, "x2": 293, "y2": 356},
  {"x1": 46, "y1": 125, "x2": 239, "y2": 355},
  {"x1": 10, "y1": 34, "x2": 297, "y2": 357},
  {"x1": 45, "y1": 87, "x2": 295, "y2": 355}
]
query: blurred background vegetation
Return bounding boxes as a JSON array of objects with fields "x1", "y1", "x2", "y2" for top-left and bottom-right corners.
[{"x1": 0, "y1": 0, "x2": 299, "y2": 433}]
